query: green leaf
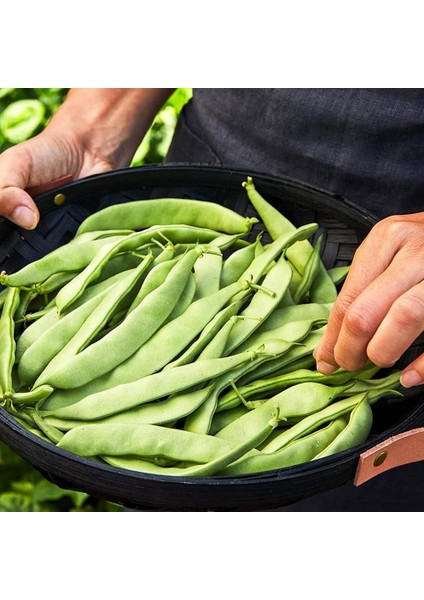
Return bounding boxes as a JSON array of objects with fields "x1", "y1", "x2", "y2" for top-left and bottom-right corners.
[
  {"x1": 0, "y1": 492, "x2": 32, "y2": 512},
  {"x1": 32, "y1": 479, "x2": 88, "y2": 508},
  {"x1": 0, "y1": 88, "x2": 15, "y2": 99},
  {"x1": 0, "y1": 99, "x2": 45, "y2": 143}
]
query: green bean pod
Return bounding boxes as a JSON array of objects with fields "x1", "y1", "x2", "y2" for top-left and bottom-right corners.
[
  {"x1": 41, "y1": 281, "x2": 249, "y2": 411},
  {"x1": 0, "y1": 287, "x2": 20, "y2": 401},
  {"x1": 102, "y1": 413, "x2": 279, "y2": 477},
  {"x1": 45, "y1": 348, "x2": 268, "y2": 421},
  {"x1": 76, "y1": 198, "x2": 258, "y2": 237},
  {"x1": 35, "y1": 246, "x2": 204, "y2": 389},
  {"x1": 217, "y1": 363, "x2": 379, "y2": 412},
  {"x1": 218, "y1": 416, "x2": 348, "y2": 475},
  {"x1": 55, "y1": 225, "x2": 237, "y2": 314},
  {"x1": 12, "y1": 385, "x2": 54, "y2": 407},
  {"x1": 125, "y1": 257, "x2": 179, "y2": 315},
  {"x1": 193, "y1": 249, "x2": 222, "y2": 300},
  {"x1": 238, "y1": 222, "x2": 318, "y2": 285},
  {"x1": 255, "y1": 302, "x2": 333, "y2": 334},
  {"x1": 183, "y1": 316, "x2": 242, "y2": 434},
  {"x1": 209, "y1": 405, "x2": 250, "y2": 435},
  {"x1": 165, "y1": 272, "x2": 196, "y2": 321},
  {"x1": 235, "y1": 317, "x2": 328, "y2": 355},
  {"x1": 215, "y1": 381, "x2": 353, "y2": 444},
  {"x1": 58, "y1": 421, "x2": 244, "y2": 462},
  {"x1": 220, "y1": 235, "x2": 262, "y2": 288},
  {"x1": 243, "y1": 176, "x2": 337, "y2": 303},
  {"x1": 37, "y1": 252, "x2": 155, "y2": 383},
  {"x1": 18, "y1": 283, "x2": 115, "y2": 386},
  {"x1": 291, "y1": 235, "x2": 323, "y2": 304},
  {"x1": 235, "y1": 326, "x2": 326, "y2": 387},
  {"x1": 164, "y1": 300, "x2": 243, "y2": 369},
  {"x1": 224, "y1": 255, "x2": 293, "y2": 355},
  {"x1": 327, "y1": 265, "x2": 350, "y2": 286},
  {"x1": 0, "y1": 234, "x2": 128, "y2": 288},
  {"x1": 313, "y1": 398, "x2": 373, "y2": 460},
  {"x1": 261, "y1": 387, "x2": 400, "y2": 454}
]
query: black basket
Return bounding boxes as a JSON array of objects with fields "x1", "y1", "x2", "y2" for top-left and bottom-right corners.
[{"x1": 0, "y1": 165, "x2": 422, "y2": 511}]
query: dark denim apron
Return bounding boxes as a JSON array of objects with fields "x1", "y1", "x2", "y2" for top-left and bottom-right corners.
[
  {"x1": 167, "y1": 88, "x2": 424, "y2": 219},
  {"x1": 167, "y1": 89, "x2": 424, "y2": 511}
]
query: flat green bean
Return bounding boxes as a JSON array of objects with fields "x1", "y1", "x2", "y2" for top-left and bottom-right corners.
[
  {"x1": 243, "y1": 176, "x2": 337, "y2": 303},
  {"x1": 215, "y1": 381, "x2": 353, "y2": 444},
  {"x1": 46, "y1": 348, "x2": 266, "y2": 421},
  {"x1": 0, "y1": 287, "x2": 20, "y2": 402},
  {"x1": 224, "y1": 255, "x2": 293, "y2": 355},
  {"x1": 313, "y1": 398, "x2": 373, "y2": 460},
  {"x1": 193, "y1": 249, "x2": 222, "y2": 300},
  {"x1": 218, "y1": 416, "x2": 348, "y2": 475},
  {"x1": 164, "y1": 300, "x2": 243, "y2": 369},
  {"x1": 41, "y1": 281, "x2": 249, "y2": 411},
  {"x1": 38, "y1": 252, "x2": 155, "y2": 383},
  {"x1": 0, "y1": 234, "x2": 127, "y2": 288},
  {"x1": 101, "y1": 413, "x2": 279, "y2": 477},
  {"x1": 220, "y1": 235, "x2": 262, "y2": 288},
  {"x1": 261, "y1": 388, "x2": 400, "y2": 454},
  {"x1": 291, "y1": 235, "x2": 323, "y2": 304},
  {"x1": 217, "y1": 363, "x2": 380, "y2": 412},
  {"x1": 56, "y1": 225, "x2": 236, "y2": 314},
  {"x1": 35, "y1": 246, "x2": 204, "y2": 389},
  {"x1": 255, "y1": 302, "x2": 333, "y2": 334},
  {"x1": 58, "y1": 421, "x2": 248, "y2": 463},
  {"x1": 76, "y1": 198, "x2": 258, "y2": 237}
]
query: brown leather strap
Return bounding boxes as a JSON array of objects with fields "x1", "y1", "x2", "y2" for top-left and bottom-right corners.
[{"x1": 354, "y1": 427, "x2": 424, "y2": 486}]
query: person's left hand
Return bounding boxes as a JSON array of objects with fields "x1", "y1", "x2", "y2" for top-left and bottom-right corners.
[{"x1": 313, "y1": 212, "x2": 424, "y2": 388}]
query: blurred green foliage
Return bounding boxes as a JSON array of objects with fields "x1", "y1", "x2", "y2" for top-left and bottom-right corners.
[
  {"x1": 0, "y1": 87, "x2": 192, "y2": 511},
  {"x1": 0, "y1": 87, "x2": 192, "y2": 162}
]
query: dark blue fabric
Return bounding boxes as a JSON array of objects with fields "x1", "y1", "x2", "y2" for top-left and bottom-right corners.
[{"x1": 167, "y1": 88, "x2": 424, "y2": 219}]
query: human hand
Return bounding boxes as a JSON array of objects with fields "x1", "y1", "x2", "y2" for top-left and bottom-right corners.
[
  {"x1": 313, "y1": 213, "x2": 424, "y2": 387},
  {"x1": 0, "y1": 128, "x2": 115, "y2": 230},
  {"x1": 0, "y1": 88, "x2": 174, "y2": 230}
]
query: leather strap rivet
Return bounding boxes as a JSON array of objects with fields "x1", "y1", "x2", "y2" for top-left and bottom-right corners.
[
  {"x1": 373, "y1": 451, "x2": 387, "y2": 467},
  {"x1": 54, "y1": 193, "x2": 66, "y2": 207}
]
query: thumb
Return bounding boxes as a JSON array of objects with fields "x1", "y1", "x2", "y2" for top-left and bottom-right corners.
[
  {"x1": 0, "y1": 144, "x2": 41, "y2": 230},
  {"x1": 0, "y1": 186, "x2": 39, "y2": 230}
]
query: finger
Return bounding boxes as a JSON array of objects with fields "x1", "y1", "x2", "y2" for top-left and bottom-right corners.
[
  {"x1": 367, "y1": 281, "x2": 424, "y2": 368},
  {"x1": 331, "y1": 252, "x2": 424, "y2": 370},
  {"x1": 316, "y1": 224, "x2": 424, "y2": 373},
  {"x1": 314, "y1": 220, "x2": 402, "y2": 371},
  {"x1": 401, "y1": 353, "x2": 424, "y2": 388},
  {"x1": 0, "y1": 146, "x2": 40, "y2": 229},
  {"x1": 0, "y1": 186, "x2": 39, "y2": 229}
]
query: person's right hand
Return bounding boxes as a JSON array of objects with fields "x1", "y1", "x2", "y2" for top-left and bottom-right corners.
[{"x1": 0, "y1": 128, "x2": 116, "y2": 230}]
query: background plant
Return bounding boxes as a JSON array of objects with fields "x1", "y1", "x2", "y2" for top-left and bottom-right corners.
[{"x1": 0, "y1": 87, "x2": 192, "y2": 511}]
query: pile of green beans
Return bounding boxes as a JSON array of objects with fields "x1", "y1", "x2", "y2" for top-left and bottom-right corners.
[{"x1": 0, "y1": 184, "x2": 402, "y2": 478}]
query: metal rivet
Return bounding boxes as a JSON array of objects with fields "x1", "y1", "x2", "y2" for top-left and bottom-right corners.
[
  {"x1": 374, "y1": 451, "x2": 387, "y2": 467},
  {"x1": 54, "y1": 193, "x2": 66, "y2": 206}
]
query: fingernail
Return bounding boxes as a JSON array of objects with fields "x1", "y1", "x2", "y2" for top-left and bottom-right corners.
[
  {"x1": 316, "y1": 360, "x2": 338, "y2": 375},
  {"x1": 400, "y1": 369, "x2": 423, "y2": 388},
  {"x1": 10, "y1": 206, "x2": 38, "y2": 230}
]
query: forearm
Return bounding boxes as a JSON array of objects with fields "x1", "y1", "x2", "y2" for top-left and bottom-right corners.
[{"x1": 47, "y1": 88, "x2": 175, "y2": 168}]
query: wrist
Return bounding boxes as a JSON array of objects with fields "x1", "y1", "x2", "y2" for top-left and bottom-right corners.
[{"x1": 47, "y1": 88, "x2": 174, "y2": 169}]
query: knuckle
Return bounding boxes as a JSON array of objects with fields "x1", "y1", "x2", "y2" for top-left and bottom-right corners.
[
  {"x1": 391, "y1": 294, "x2": 424, "y2": 329},
  {"x1": 343, "y1": 306, "x2": 376, "y2": 337},
  {"x1": 332, "y1": 293, "x2": 357, "y2": 322},
  {"x1": 366, "y1": 346, "x2": 397, "y2": 368}
]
